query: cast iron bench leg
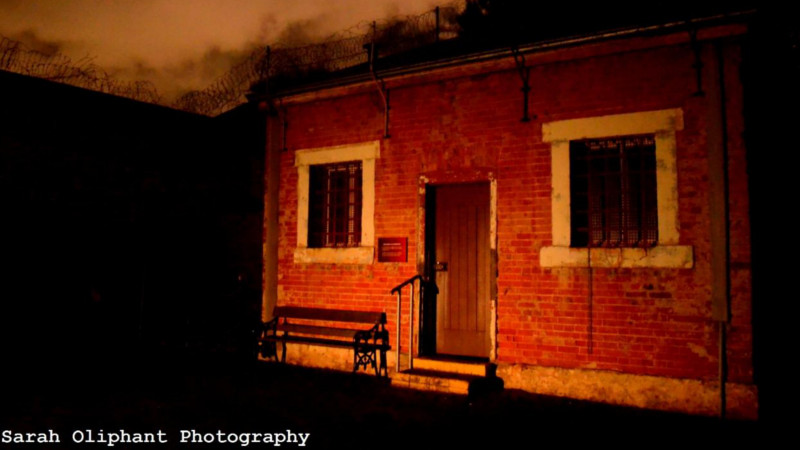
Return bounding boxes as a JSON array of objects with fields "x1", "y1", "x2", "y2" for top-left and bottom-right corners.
[
  {"x1": 379, "y1": 348, "x2": 388, "y2": 377},
  {"x1": 259, "y1": 340, "x2": 278, "y2": 361},
  {"x1": 353, "y1": 339, "x2": 379, "y2": 375}
]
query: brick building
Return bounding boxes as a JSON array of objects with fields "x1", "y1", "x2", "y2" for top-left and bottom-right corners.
[{"x1": 256, "y1": 9, "x2": 758, "y2": 419}]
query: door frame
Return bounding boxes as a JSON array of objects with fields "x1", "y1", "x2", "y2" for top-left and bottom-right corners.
[{"x1": 416, "y1": 172, "x2": 498, "y2": 361}]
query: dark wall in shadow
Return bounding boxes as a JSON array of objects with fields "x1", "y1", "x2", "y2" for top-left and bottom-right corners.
[
  {"x1": 741, "y1": 8, "x2": 797, "y2": 425},
  {"x1": 0, "y1": 70, "x2": 264, "y2": 380}
]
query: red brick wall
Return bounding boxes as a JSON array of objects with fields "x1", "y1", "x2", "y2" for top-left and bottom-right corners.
[{"x1": 272, "y1": 37, "x2": 752, "y2": 383}]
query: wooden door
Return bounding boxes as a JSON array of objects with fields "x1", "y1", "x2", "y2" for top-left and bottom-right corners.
[{"x1": 434, "y1": 183, "x2": 490, "y2": 358}]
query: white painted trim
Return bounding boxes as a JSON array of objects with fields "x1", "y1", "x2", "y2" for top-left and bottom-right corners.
[
  {"x1": 361, "y1": 159, "x2": 376, "y2": 246},
  {"x1": 296, "y1": 164, "x2": 310, "y2": 248},
  {"x1": 655, "y1": 132, "x2": 680, "y2": 245},
  {"x1": 539, "y1": 245, "x2": 694, "y2": 268},
  {"x1": 541, "y1": 109, "x2": 684, "y2": 142},
  {"x1": 541, "y1": 109, "x2": 690, "y2": 268},
  {"x1": 294, "y1": 140, "x2": 380, "y2": 264},
  {"x1": 550, "y1": 140, "x2": 571, "y2": 247},
  {"x1": 293, "y1": 247, "x2": 375, "y2": 264},
  {"x1": 490, "y1": 177, "x2": 498, "y2": 251},
  {"x1": 489, "y1": 176, "x2": 498, "y2": 361},
  {"x1": 295, "y1": 140, "x2": 380, "y2": 166}
]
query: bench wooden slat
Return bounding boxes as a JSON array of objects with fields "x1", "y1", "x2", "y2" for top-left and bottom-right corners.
[
  {"x1": 260, "y1": 334, "x2": 389, "y2": 350},
  {"x1": 274, "y1": 306, "x2": 385, "y2": 324},
  {"x1": 276, "y1": 324, "x2": 361, "y2": 339}
]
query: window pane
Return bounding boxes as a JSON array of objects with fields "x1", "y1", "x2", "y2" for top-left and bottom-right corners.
[
  {"x1": 308, "y1": 161, "x2": 362, "y2": 248},
  {"x1": 570, "y1": 135, "x2": 657, "y2": 248}
]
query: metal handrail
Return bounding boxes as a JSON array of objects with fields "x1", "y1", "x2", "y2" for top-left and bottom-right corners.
[
  {"x1": 390, "y1": 275, "x2": 424, "y2": 373},
  {"x1": 390, "y1": 274, "x2": 423, "y2": 294}
]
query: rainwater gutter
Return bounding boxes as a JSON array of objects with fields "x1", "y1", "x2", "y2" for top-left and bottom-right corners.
[
  {"x1": 701, "y1": 33, "x2": 733, "y2": 419},
  {"x1": 712, "y1": 41, "x2": 732, "y2": 420},
  {"x1": 367, "y1": 38, "x2": 391, "y2": 139},
  {"x1": 269, "y1": 10, "x2": 754, "y2": 101}
]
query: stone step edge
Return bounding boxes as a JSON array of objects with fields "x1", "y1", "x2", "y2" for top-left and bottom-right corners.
[
  {"x1": 411, "y1": 357, "x2": 489, "y2": 376},
  {"x1": 391, "y1": 369, "x2": 478, "y2": 395}
]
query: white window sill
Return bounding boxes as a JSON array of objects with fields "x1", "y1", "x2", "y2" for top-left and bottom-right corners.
[
  {"x1": 294, "y1": 247, "x2": 374, "y2": 265},
  {"x1": 539, "y1": 245, "x2": 693, "y2": 269}
]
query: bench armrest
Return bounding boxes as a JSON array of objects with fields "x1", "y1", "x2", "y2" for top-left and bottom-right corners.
[
  {"x1": 260, "y1": 317, "x2": 279, "y2": 337},
  {"x1": 353, "y1": 324, "x2": 389, "y2": 348}
]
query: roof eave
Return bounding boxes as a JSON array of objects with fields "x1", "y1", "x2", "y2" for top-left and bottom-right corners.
[{"x1": 260, "y1": 9, "x2": 755, "y2": 101}]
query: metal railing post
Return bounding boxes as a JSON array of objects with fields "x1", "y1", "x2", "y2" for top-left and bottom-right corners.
[
  {"x1": 391, "y1": 274, "x2": 424, "y2": 374},
  {"x1": 409, "y1": 282, "x2": 414, "y2": 370},
  {"x1": 396, "y1": 290, "x2": 401, "y2": 372}
]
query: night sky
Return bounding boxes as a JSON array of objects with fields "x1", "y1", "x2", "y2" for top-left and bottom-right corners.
[{"x1": 0, "y1": 0, "x2": 438, "y2": 100}]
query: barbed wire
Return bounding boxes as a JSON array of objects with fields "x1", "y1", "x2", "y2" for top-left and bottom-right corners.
[
  {"x1": 173, "y1": 1, "x2": 462, "y2": 116},
  {"x1": 2, "y1": 2, "x2": 462, "y2": 116},
  {"x1": 1, "y1": 36, "x2": 162, "y2": 104}
]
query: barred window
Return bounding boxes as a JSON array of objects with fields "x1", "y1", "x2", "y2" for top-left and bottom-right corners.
[
  {"x1": 570, "y1": 134, "x2": 658, "y2": 248},
  {"x1": 308, "y1": 161, "x2": 363, "y2": 248}
]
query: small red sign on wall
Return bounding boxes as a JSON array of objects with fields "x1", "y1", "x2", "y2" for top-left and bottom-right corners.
[{"x1": 378, "y1": 237, "x2": 407, "y2": 263}]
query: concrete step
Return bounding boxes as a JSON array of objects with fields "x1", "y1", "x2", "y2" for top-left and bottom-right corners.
[
  {"x1": 412, "y1": 357, "x2": 489, "y2": 376},
  {"x1": 391, "y1": 368, "x2": 477, "y2": 395}
]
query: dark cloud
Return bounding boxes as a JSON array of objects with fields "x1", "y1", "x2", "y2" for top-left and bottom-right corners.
[
  {"x1": 0, "y1": 0, "x2": 441, "y2": 102},
  {"x1": 176, "y1": 46, "x2": 253, "y2": 81},
  {"x1": 275, "y1": 18, "x2": 329, "y2": 47},
  {"x1": 7, "y1": 29, "x2": 62, "y2": 56}
]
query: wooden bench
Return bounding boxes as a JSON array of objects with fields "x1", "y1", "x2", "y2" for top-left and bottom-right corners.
[{"x1": 256, "y1": 306, "x2": 390, "y2": 377}]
